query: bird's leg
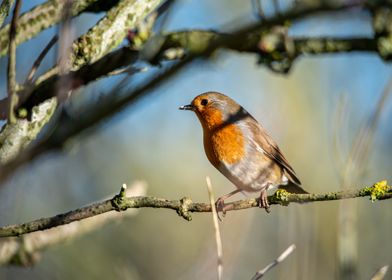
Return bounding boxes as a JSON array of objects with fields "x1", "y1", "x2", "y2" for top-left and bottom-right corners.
[
  {"x1": 215, "y1": 189, "x2": 241, "y2": 220},
  {"x1": 259, "y1": 188, "x2": 271, "y2": 213}
]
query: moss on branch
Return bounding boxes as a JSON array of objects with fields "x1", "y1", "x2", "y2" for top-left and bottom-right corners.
[
  {"x1": 0, "y1": 0, "x2": 105, "y2": 57},
  {"x1": 0, "y1": 181, "x2": 390, "y2": 238},
  {"x1": 0, "y1": 0, "x2": 160, "y2": 165},
  {"x1": 71, "y1": 0, "x2": 162, "y2": 68}
]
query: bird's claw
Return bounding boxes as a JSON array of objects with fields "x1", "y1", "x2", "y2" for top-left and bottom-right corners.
[
  {"x1": 259, "y1": 191, "x2": 271, "y2": 213},
  {"x1": 215, "y1": 197, "x2": 227, "y2": 221}
]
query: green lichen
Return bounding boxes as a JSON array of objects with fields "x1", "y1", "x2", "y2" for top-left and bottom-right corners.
[
  {"x1": 17, "y1": 108, "x2": 28, "y2": 118},
  {"x1": 271, "y1": 189, "x2": 290, "y2": 206}
]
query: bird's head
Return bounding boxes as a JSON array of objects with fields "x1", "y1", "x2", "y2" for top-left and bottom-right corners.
[{"x1": 179, "y1": 92, "x2": 244, "y2": 130}]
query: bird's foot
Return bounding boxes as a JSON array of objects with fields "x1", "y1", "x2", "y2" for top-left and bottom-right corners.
[
  {"x1": 215, "y1": 197, "x2": 227, "y2": 221},
  {"x1": 259, "y1": 190, "x2": 271, "y2": 213}
]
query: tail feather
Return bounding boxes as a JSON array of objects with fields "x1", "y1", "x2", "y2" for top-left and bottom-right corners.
[{"x1": 279, "y1": 182, "x2": 308, "y2": 194}]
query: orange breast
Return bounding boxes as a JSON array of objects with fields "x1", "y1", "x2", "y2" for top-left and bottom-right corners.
[
  {"x1": 203, "y1": 123, "x2": 245, "y2": 166},
  {"x1": 198, "y1": 107, "x2": 246, "y2": 167},
  {"x1": 212, "y1": 123, "x2": 245, "y2": 164}
]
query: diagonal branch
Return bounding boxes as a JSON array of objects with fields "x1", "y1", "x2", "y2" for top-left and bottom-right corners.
[
  {"x1": 25, "y1": 35, "x2": 58, "y2": 84},
  {"x1": 251, "y1": 244, "x2": 296, "y2": 280},
  {"x1": 0, "y1": 0, "x2": 123, "y2": 57},
  {"x1": 0, "y1": 181, "x2": 390, "y2": 238},
  {"x1": 0, "y1": 0, "x2": 161, "y2": 166}
]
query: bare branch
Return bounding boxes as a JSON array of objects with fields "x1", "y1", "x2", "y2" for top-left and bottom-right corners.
[
  {"x1": 251, "y1": 244, "x2": 296, "y2": 280},
  {"x1": 0, "y1": 181, "x2": 390, "y2": 238},
  {"x1": 206, "y1": 177, "x2": 223, "y2": 280}
]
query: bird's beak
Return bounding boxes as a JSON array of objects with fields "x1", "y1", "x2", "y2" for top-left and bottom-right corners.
[{"x1": 179, "y1": 104, "x2": 195, "y2": 111}]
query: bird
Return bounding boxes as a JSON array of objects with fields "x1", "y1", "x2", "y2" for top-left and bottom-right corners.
[{"x1": 179, "y1": 91, "x2": 307, "y2": 214}]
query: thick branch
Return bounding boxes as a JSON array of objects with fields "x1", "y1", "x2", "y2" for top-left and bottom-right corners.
[
  {"x1": 0, "y1": 181, "x2": 390, "y2": 238},
  {"x1": 0, "y1": 0, "x2": 160, "y2": 165},
  {"x1": 0, "y1": 0, "x2": 123, "y2": 57},
  {"x1": 0, "y1": 34, "x2": 377, "y2": 121}
]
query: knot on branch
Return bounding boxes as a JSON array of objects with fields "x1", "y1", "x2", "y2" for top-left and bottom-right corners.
[
  {"x1": 373, "y1": 8, "x2": 392, "y2": 60},
  {"x1": 177, "y1": 197, "x2": 193, "y2": 221},
  {"x1": 360, "y1": 180, "x2": 391, "y2": 201},
  {"x1": 111, "y1": 184, "x2": 128, "y2": 212},
  {"x1": 257, "y1": 26, "x2": 295, "y2": 74},
  {"x1": 270, "y1": 189, "x2": 290, "y2": 206}
]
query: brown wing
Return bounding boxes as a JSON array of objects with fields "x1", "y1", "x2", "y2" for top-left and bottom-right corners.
[{"x1": 247, "y1": 117, "x2": 302, "y2": 186}]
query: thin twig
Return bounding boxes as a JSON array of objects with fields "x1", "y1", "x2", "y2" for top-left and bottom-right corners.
[
  {"x1": 371, "y1": 265, "x2": 389, "y2": 280},
  {"x1": 56, "y1": 0, "x2": 73, "y2": 102},
  {"x1": 6, "y1": 0, "x2": 21, "y2": 124},
  {"x1": 206, "y1": 177, "x2": 223, "y2": 280},
  {"x1": 107, "y1": 65, "x2": 148, "y2": 77},
  {"x1": 0, "y1": 182, "x2": 390, "y2": 238},
  {"x1": 251, "y1": 244, "x2": 296, "y2": 280},
  {"x1": 25, "y1": 35, "x2": 58, "y2": 84}
]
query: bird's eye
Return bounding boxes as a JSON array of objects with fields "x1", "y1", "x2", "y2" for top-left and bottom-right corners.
[{"x1": 201, "y1": 99, "x2": 208, "y2": 106}]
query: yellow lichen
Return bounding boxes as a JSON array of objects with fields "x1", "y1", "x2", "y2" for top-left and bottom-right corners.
[
  {"x1": 271, "y1": 189, "x2": 290, "y2": 206},
  {"x1": 370, "y1": 180, "x2": 390, "y2": 202}
]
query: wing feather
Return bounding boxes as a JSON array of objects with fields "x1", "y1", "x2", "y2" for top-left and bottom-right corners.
[{"x1": 247, "y1": 117, "x2": 302, "y2": 186}]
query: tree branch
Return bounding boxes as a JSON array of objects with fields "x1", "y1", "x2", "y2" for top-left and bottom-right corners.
[
  {"x1": 0, "y1": 181, "x2": 390, "y2": 238},
  {"x1": 3, "y1": 34, "x2": 375, "y2": 120},
  {"x1": 0, "y1": 0, "x2": 161, "y2": 165},
  {"x1": 0, "y1": 181, "x2": 147, "y2": 266}
]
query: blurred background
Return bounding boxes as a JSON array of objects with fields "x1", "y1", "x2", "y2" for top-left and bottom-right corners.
[{"x1": 0, "y1": 0, "x2": 391, "y2": 279}]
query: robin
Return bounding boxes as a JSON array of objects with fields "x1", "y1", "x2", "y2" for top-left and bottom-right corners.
[{"x1": 179, "y1": 91, "x2": 307, "y2": 214}]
